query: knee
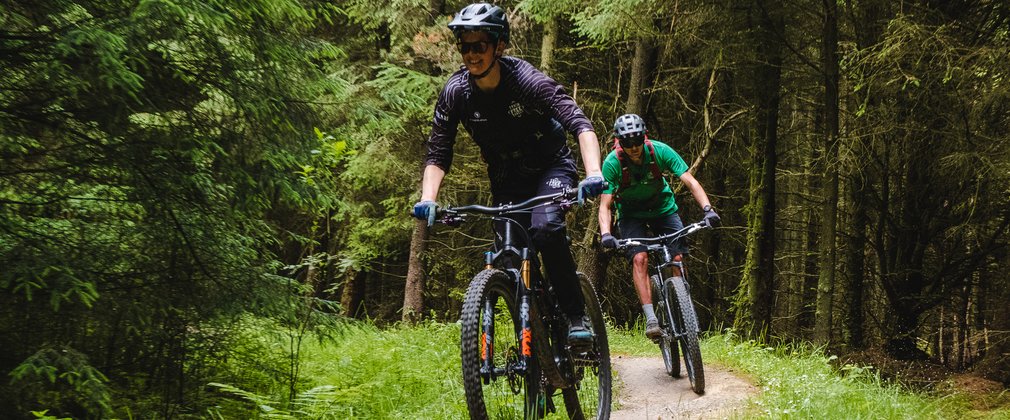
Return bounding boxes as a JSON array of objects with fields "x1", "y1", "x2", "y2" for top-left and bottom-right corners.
[
  {"x1": 632, "y1": 252, "x2": 649, "y2": 267},
  {"x1": 530, "y1": 214, "x2": 566, "y2": 244},
  {"x1": 531, "y1": 225, "x2": 565, "y2": 249}
]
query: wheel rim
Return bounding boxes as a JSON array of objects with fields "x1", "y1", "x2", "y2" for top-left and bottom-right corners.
[
  {"x1": 562, "y1": 273, "x2": 612, "y2": 420},
  {"x1": 462, "y1": 273, "x2": 542, "y2": 419}
]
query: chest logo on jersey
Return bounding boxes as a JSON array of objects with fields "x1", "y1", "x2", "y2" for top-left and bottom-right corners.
[
  {"x1": 547, "y1": 177, "x2": 563, "y2": 189},
  {"x1": 470, "y1": 111, "x2": 487, "y2": 123},
  {"x1": 507, "y1": 101, "x2": 524, "y2": 118}
]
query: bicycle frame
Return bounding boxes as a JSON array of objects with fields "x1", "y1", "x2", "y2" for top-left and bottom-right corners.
[{"x1": 439, "y1": 189, "x2": 580, "y2": 382}]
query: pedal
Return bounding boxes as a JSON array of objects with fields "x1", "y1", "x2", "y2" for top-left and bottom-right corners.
[{"x1": 568, "y1": 339, "x2": 594, "y2": 354}]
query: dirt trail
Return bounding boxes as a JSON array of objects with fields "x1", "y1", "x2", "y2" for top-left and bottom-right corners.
[{"x1": 610, "y1": 356, "x2": 759, "y2": 419}]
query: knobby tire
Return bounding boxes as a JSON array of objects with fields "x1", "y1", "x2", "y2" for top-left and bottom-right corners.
[
  {"x1": 461, "y1": 269, "x2": 545, "y2": 419},
  {"x1": 561, "y1": 273, "x2": 612, "y2": 420},
  {"x1": 668, "y1": 276, "x2": 705, "y2": 394},
  {"x1": 653, "y1": 275, "x2": 680, "y2": 378}
]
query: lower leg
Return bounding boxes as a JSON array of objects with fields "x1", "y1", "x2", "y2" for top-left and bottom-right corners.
[{"x1": 631, "y1": 252, "x2": 654, "y2": 321}]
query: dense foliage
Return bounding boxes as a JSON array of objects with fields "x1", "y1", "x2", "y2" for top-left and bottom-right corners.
[
  {"x1": 0, "y1": 0, "x2": 346, "y2": 416},
  {"x1": 2, "y1": 0, "x2": 1009, "y2": 417}
]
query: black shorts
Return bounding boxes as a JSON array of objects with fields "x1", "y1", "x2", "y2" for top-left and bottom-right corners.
[{"x1": 616, "y1": 212, "x2": 689, "y2": 260}]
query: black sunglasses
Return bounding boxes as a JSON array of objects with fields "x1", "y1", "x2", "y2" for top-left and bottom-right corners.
[
  {"x1": 457, "y1": 41, "x2": 491, "y2": 54},
  {"x1": 619, "y1": 135, "x2": 645, "y2": 148}
]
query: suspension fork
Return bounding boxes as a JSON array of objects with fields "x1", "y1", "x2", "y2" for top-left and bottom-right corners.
[
  {"x1": 480, "y1": 293, "x2": 495, "y2": 381},
  {"x1": 515, "y1": 248, "x2": 533, "y2": 375}
]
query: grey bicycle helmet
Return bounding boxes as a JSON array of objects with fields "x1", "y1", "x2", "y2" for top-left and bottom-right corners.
[
  {"x1": 614, "y1": 113, "x2": 647, "y2": 139},
  {"x1": 448, "y1": 3, "x2": 510, "y2": 43}
]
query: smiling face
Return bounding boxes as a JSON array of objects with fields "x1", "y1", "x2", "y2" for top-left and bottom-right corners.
[{"x1": 458, "y1": 31, "x2": 498, "y2": 76}]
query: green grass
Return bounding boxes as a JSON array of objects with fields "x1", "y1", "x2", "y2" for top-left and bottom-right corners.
[
  {"x1": 214, "y1": 321, "x2": 1010, "y2": 419},
  {"x1": 696, "y1": 332, "x2": 1010, "y2": 419},
  {"x1": 297, "y1": 321, "x2": 468, "y2": 419}
]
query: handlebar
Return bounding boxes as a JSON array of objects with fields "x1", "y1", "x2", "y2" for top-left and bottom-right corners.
[
  {"x1": 613, "y1": 221, "x2": 712, "y2": 249},
  {"x1": 434, "y1": 187, "x2": 582, "y2": 226}
]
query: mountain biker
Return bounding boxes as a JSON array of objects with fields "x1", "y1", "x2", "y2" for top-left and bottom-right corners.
[
  {"x1": 597, "y1": 113, "x2": 719, "y2": 339},
  {"x1": 411, "y1": 3, "x2": 606, "y2": 345}
]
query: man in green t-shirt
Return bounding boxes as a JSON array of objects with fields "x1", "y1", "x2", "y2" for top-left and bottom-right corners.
[{"x1": 597, "y1": 114, "x2": 720, "y2": 339}]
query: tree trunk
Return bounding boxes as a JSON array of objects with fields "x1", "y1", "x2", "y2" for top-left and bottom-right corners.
[
  {"x1": 577, "y1": 203, "x2": 611, "y2": 308},
  {"x1": 626, "y1": 37, "x2": 652, "y2": 115},
  {"x1": 427, "y1": 0, "x2": 444, "y2": 23},
  {"x1": 813, "y1": 0, "x2": 840, "y2": 346},
  {"x1": 841, "y1": 0, "x2": 888, "y2": 351},
  {"x1": 402, "y1": 220, "x2": 429, "y2": 323},
  {"x1": 735, "y1": 1, "x2": 783, "y2": 341},
  {"x1": 540, "y1": 16, "x2": 558, "y2": 76},
  {"x1": 974, "y1": 283, "x2": 1010, "y2": 383},
  {"x1": 842, "y1": 172, "x2": 867, "y2": 349},
  {"x1": 341, "y1": 270, "x2": 367, "y2": 318}
]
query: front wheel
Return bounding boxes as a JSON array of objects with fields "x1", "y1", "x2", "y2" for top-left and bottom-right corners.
[
  {"x1": 561, "y1": 273, "x2": 612, "y2": 420},
  {"x1": 667, "y1": 276, "x2": 704, "y2": 394},
  {"x1": 461, "y1": 269, "x2": 545, "y2": 419}
]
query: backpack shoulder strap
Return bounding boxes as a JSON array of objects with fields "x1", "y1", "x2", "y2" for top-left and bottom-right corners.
[
  {"x1": 614, "y1": 138, "x2": 632, "y2": 188},
  {"x1": 644, "y1": 139, "x2": 663, "y2": 181}
]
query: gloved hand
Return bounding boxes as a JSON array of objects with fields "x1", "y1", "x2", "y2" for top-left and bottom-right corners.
[
  {"x1": 601, "y1": 233, "x2": 618, "y2": 249},
  {"x1": 577, "y1": 175, "x2": 606, "y2": 201},
  {"x1": 412, "y1": 200, "x2": 438, "y2": 227},
  {"x1": 703, "y1": 205, "x2": 721, "y2": 227}
]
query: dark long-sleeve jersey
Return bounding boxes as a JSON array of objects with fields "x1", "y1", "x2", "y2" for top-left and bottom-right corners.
[{"x1": 425, "y1": 56, "x2": 594, "y2": 173}]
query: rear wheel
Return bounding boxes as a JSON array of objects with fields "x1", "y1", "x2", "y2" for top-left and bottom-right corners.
[
  {"x1": 461, "y1": 269, "x2": 545, "y2": 419},
  {"x1": 667, "y1": 276, "x2": 704, "y2": 394},
  {"x1": 561, "y1": 273, "x2": 612, "y2": 419},
  {"x1": 653, "y1": 276, "x2": 680, "y2": 378}
]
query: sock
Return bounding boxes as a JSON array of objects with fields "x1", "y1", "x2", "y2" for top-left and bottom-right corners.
[{"x1": 642, "y1": 304, "x2": 657, "y2": 324}]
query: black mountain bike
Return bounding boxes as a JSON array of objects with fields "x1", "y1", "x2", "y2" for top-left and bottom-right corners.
[
  {"x1": 613, "y1": 220, "x2": 711, "y2": 394},
  {"x1": 433, "y1": 188, "x2": 612, "y2": 419}
]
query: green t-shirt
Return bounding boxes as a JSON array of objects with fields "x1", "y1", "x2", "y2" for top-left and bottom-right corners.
[{"x1": 601, "y1": 140, "x2": 689, "y2": 219}]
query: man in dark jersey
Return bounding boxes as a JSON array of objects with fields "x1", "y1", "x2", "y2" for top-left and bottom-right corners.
[{"x1": 410, "y1": 3, "x2": 606, "y2": 344}]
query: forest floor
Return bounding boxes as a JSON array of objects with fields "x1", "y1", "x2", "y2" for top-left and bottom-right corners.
[
  {"x1": 838, "y1": 349, "x2": 1009, "y2": 411},
  {"x1": 610, "y1": 351, "x2": 1010, "y2": 418},
  {"x1": 610, "y1": 355, "x2": 759, "y2": 419}
]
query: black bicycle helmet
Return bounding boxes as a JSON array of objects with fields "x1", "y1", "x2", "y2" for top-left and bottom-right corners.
[
  {"x1": 614, "y1": 113, "x2": 647, "y2": 139},
  {"x1": 448, "y1": 3, "x2": 510, "y2": 43}
]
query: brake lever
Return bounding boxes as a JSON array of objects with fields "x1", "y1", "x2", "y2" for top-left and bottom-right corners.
[{"x1": 441, "y1": 214, "x2": 466, "y2": 227}]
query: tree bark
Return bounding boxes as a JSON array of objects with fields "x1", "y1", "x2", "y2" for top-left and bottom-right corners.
[
  {"x1": 735, "y1": 1, "x2": 783, "y2": 341},
  {"x1": 540, "y1": 16, "x2": 558, "y2": 76},
  {"x1": 626, "y1": 37, "x2": 653, "y2": 115},
  {"x1": 974, "y1": 282, "x2": 1010, "y2": 383},
  {"x1": 842, "y1": 173, "x2": 867, "y2": 349},
  {"x1": 341, "y1": 270, "x2": 367, "y2": 319},
  {"x1": 813, "y1": 0, "x2": 840, "y2": 346},
  {"x1": 402, "y1": 220, "x2": 429, "y2": 323},
  {"x1": 577, "y1": 203, "x2": 611, "y2": 307}
]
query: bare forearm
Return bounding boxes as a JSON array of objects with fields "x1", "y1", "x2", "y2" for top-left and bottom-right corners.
[
  {"x1": 598, "y1": 194, "x2": 614, "y2": 235},
  {"x1": 420, "y1": 165, "x2": 446, "y2": 201},
  {"x1": 680, "y1": 172, "x2": 712, "y2": 209},
  {"x1": 577, "y1": 130, "x2": 602, "y2": 176}
]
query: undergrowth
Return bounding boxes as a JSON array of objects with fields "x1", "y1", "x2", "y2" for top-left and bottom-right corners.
[{"x1": 206, "y1": 321, "x2": 1010, "y2": 419}]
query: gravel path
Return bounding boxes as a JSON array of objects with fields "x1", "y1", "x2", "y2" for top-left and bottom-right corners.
[{"x1": 610, "y1": 355, "x2": 759, "y2": 419}]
